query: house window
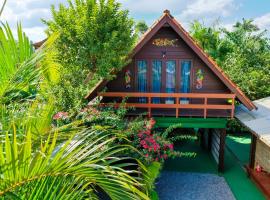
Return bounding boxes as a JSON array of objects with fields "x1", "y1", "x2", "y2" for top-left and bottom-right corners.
[
  {"x1": 166, "y1": 60, "x2": 176, "y2": 104},
  {"x1": 137, "y1": 60, "x2": 147, "y2": 103},
  {"x1": 152, "y1": 60, "x2": 162, "y2": 103},
  {"x1": 180, "y1": 60, "x2": 191, "y2": 103}
]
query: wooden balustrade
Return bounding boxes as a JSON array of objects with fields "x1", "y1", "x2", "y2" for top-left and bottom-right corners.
[{"x1": 98, "y1": 92, "x2": 236, "y2": 118}]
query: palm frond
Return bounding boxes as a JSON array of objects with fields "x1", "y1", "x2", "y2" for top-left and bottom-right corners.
[
  {"x1": 0, "y1": 23, "x2": 60, "y2": 105},
  {"x1": 0, "y1": 126, "x2": 150, "y2": 200}
]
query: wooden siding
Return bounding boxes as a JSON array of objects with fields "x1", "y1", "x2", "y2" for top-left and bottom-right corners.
[{"x1": 106, "y1": 27, "x2": 230, "y2": 95}]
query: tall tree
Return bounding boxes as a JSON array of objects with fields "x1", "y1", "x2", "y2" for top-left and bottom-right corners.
[
  {"x1": 44, "y1": 0, "x2": 135, "y2": 80},
  {"x1": 44, "y1": 0, "x2": 136, "y2": 112},
  {"x1": 135, "y1": 20, "x2": 148, "y2": 37}
]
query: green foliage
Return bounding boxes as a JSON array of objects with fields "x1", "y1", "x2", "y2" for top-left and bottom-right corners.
[
  {"x1": 0, "y1": 23, "x2": 60, "y2": 106},
  {"x1": 0, "y1": 21, "x2": 152, "y2": 199},
  {"x1": 0, "y1": 123, "x2": 150, "y2": 199},
  {"x1": 145, "y1": 162, "x2": 161, "y2": 200},
  {"x1": 44, "y1": 0, "x2": 136, "y2": 113},
  {"x1": 135, "y1": 20, "x2": 148, "y2": 37},
  {"x1": 190, "y1": 19, "x2": 270, "y2": 100}
]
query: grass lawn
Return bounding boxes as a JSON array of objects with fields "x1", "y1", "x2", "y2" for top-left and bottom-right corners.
[{"x1": 163, "y1": 134, "x2": 265, "y2": 200}]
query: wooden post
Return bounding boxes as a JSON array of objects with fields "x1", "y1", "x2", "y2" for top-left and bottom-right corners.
[
  {"x1": 148, "y1": 96, "x2": 151, "y2": 118},
  {"x1": 218, "y1": 128, "x2": 226, "y2": 172},
  {"x1": 208, "y1": 129, "x2": 212, "y2": 152},
  {"x1": 176, "y1": 97, "x2": 179, "y2": 118},
  {"x1": 249, "y1": 133, "x2": 257, "y2": 169},
  {"x1": 231, "y1": 97, "x2": 235, "y2": 118},
  {"x1": 204, "y1": 97, "x2": 207, "y2": 119},
  {"x1": 199, "y1": 129, "x2": 206, "y2": 149}
]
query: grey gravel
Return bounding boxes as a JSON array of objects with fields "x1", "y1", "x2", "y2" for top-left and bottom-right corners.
[{"x1": 156, "y1": 171, "x2": 235, "y2": 200}]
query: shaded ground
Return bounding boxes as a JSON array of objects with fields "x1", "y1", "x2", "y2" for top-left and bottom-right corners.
[
  {"x1": 226, "y1": 134, "x2": 251, "y2": 165},
  {"x1": 156, "y1": 172, "x2": 235, "y2": 200},
  {"x1": 162, "y1": 135, "x2": 265, "y2": 200}
]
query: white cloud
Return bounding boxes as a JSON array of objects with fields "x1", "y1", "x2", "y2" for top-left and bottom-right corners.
[
  {"x1": 24, "y1": 26, "x2": 47, "y2": 42},
  {"x1": 118, "y1": 0, "x2": 186, "y2": 14},
  {"x1": 173, "y1": 0, "x2": 238, "y2": 31},
  {"x1": 254, "y1": 13, "x2": 270, "y2": 30},
  {"x1": 0, "y1": 0, "x2": 66, "y2": 42},
  {"x1": 181, "y1": 0, "x2": 237, "y2": 18}
]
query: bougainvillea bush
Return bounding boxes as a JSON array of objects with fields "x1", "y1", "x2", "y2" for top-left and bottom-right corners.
[
  {"x1": 52, "y1": 105, "x2": 179, "y2": 164},
  {"x1": 129, "y1": 118, "x2": 176, "y2": 163}
]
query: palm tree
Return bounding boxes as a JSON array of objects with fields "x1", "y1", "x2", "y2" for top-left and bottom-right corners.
[
  {"x1": 0, "y1": 124, "x2": 149, "y2": 199},
  {"x1": 0, "y1": 23, "x2": 59, "y2": 105}
]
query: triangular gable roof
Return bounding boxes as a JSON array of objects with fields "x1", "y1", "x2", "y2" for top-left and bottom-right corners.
[{"x1": 86, "y1": 10, "x2": 256, "y2": 111}]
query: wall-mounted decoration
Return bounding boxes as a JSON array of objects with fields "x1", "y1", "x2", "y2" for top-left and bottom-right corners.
[
  {"x1": 152, "y1": 38, "x2": 178, "y2": 47},
  {"x1": 125, "y1": 70, "x2": 132, "y2": 88},
  {"x1": 196, "y1": 69, "x2": 204, "y2": 90}
]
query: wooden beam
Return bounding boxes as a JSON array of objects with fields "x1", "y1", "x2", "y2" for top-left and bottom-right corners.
[{"x1": 99, "y1": 92, "x2": 236, "y2": 99}]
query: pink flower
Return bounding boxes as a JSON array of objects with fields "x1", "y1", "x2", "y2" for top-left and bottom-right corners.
[
  {"x1": 168, "y1": 144, "x2": 174, "y2": 150},
  {"x1": 53, "y1": 112, "x2": 69, "y2": 120},
  {"x1": 138, "y1": 133, "x2": 143, "y2": 138},
  {"x1": 145, "y1": 154, "x2": 149, "y2": 158}
]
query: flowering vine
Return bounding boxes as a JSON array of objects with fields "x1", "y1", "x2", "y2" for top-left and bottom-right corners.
[{"x1": 136, "y1": 118, "x2": 174, "y2": 162}]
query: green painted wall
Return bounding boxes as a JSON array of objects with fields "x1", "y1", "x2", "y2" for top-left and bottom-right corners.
[{"x1": 154, "y1": 117, "x2": 228, "y2": 129}]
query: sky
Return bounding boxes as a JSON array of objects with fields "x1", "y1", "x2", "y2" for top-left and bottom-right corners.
[{"x1": 1, "y1": 0, "x2": 270, "y2": 42}]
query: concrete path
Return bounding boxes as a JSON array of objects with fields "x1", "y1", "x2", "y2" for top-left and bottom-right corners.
[{"x1": 156, "y1": 171, "x2": 235, "y2": 200}]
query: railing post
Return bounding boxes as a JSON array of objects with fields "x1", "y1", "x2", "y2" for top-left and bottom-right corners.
[
  {"x1": 204, "y1": 97, "x2": 207, "y2": 119},
  {"x1": 176, "y1": 97, "x2": 179, "y2": 118},
  {"x1": 231, "y1": 97, "x2": 235, "y2": 118},
  {"x1": 148, "y1": 96, "x2": 151, "y2": 118}
]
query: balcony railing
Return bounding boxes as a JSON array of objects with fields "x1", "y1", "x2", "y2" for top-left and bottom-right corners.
[{"x1": 98, "y1": 92, "x2": 236, "y2": 118}]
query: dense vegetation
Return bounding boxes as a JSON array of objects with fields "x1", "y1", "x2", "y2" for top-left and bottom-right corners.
[
  {"x1": 1, "y1": 0, "x2": 270, "y2": 199},
  {"x1": 190, "y1": 19, "x2": 270, "y2": 100}
]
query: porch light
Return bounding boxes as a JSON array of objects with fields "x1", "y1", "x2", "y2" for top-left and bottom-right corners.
[{"x1": 162, "y1": 51, "x2": 166, "y2": 58}]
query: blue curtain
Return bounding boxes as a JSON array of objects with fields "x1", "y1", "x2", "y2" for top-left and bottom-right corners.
[
  {"x1": 152, "y1": 60, "x2": 162, "y2": 103},
  {"x1": 137, "y1": 60, "x2": 147, "y2": 103},
  {"x1": 166, "y1": 60, "x2": 176, "y2": 104},
  {"x1": 180, "y1": 61, "x2": 191, "y2": 102}
]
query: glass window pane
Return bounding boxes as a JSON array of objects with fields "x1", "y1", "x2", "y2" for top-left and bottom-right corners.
[
  {"x1": 180, "y1": 60, "x2": 191, "y2": 103},
  {"x1": 137, "y1": 60, "x2": 147, "y2": 103},
  {"x1": 166, "y1": 60, "x2": 176, "y2": 104},
  {"x1": 152, "y1": 60, "x2": 162, "y2": 103}
]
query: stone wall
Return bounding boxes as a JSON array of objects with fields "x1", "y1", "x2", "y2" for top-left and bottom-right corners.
[{"x1": 255, "y1": 139, "x2": 270, "y2": 173}]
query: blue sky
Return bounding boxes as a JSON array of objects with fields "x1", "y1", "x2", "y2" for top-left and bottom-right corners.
[{"x1": 1, "y1": 0, "x2": 270, "y2": 42}]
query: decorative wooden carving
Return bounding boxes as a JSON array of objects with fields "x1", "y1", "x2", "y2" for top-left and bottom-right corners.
[
  {"x1": 125, "y1": 70, "x2": 131, "y2": 88},
  {"x1": 152, "y1": 38, "x2": 178, "y2": 47},
  {"x1": 196, "y1": 69, "x2": 204, "y2": 89}
]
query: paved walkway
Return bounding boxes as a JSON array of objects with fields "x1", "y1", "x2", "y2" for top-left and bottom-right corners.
[
  {"x1": 156, "y1": 171, "x2": 235, "y2": 200},
  {"x1": 162, "y1": 136, "x2": 265, "y2": 200}
]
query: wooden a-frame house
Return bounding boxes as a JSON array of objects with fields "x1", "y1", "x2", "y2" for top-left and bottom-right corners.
[{"x1": 85, "y1": 10, "x2": 256, "y2": 172}]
